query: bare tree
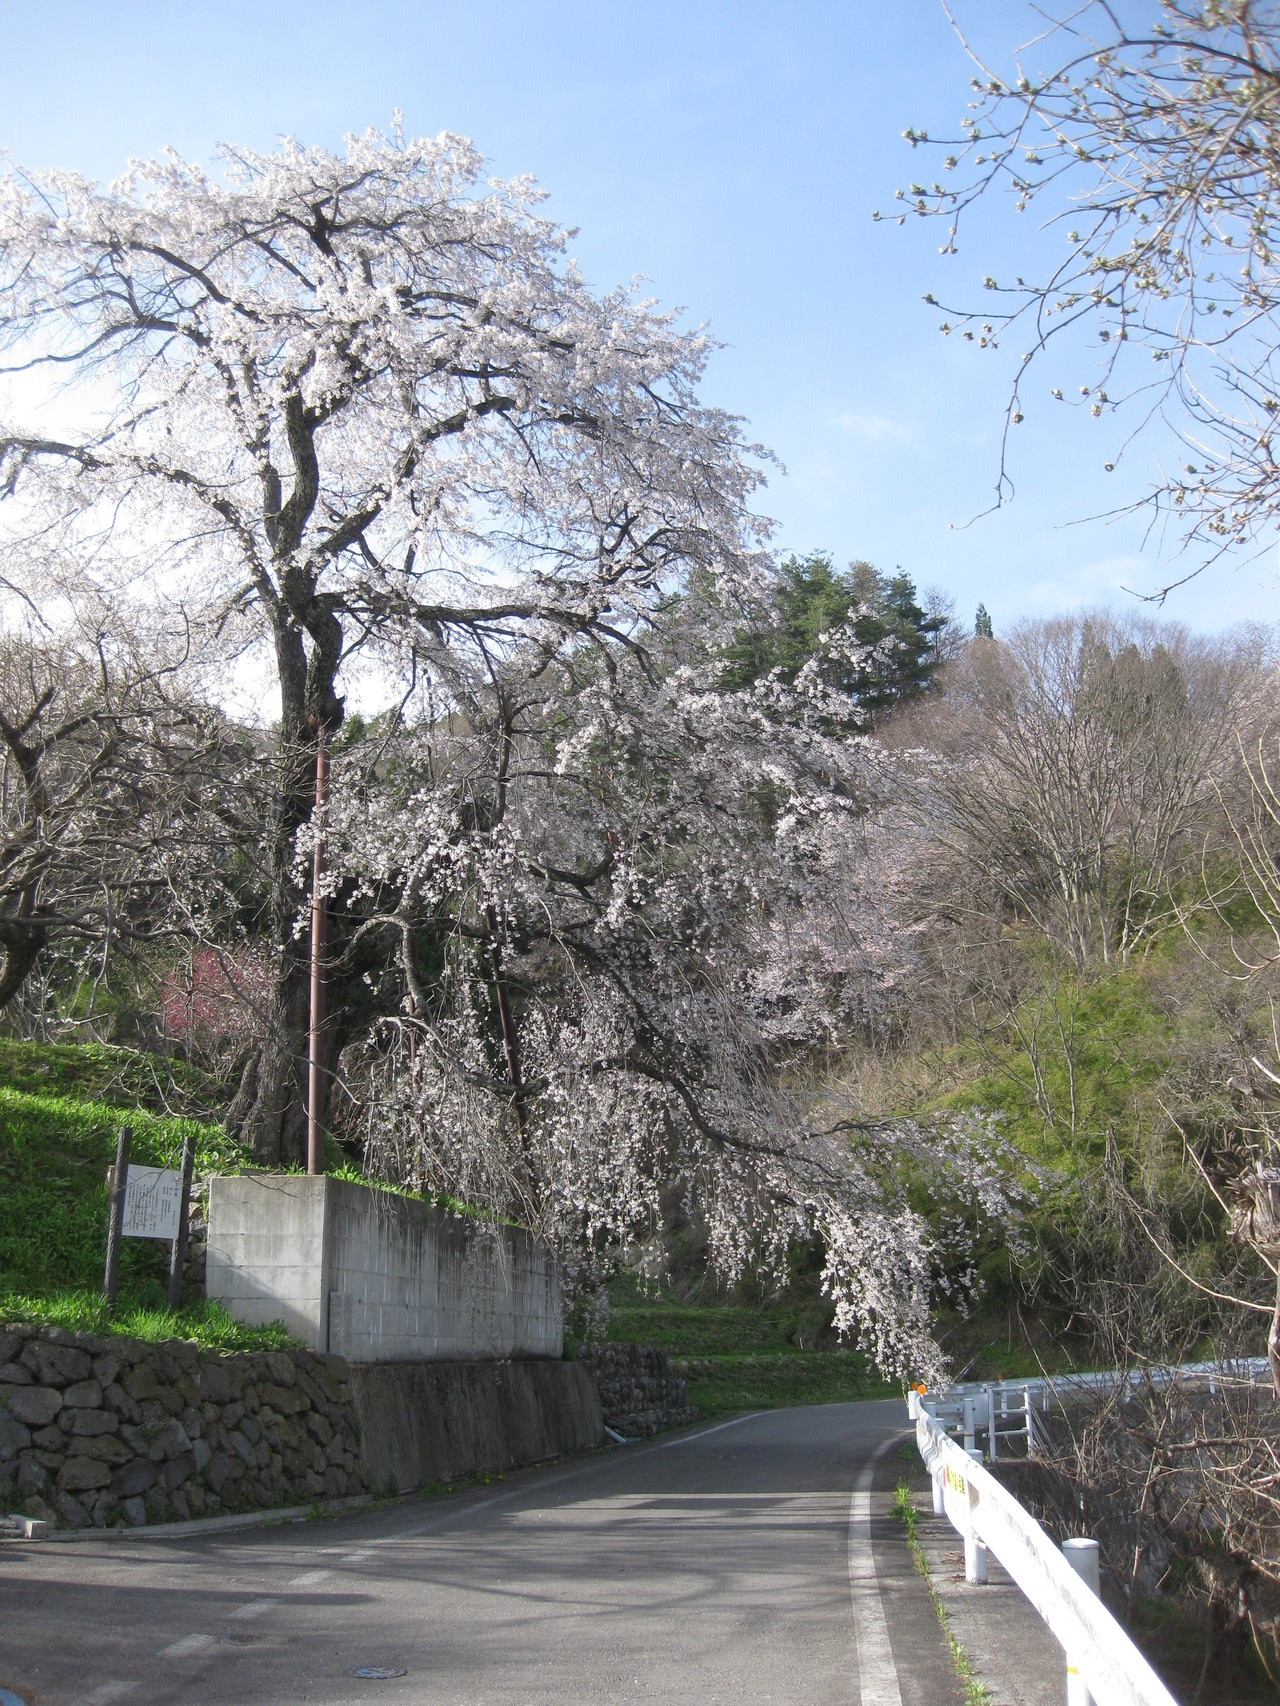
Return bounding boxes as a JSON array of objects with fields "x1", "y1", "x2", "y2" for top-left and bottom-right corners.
[
  {"x1": 893, "y1": 610, "x2": 1273, "y2": 970},
  {"x1": 902, "y1": 2, "x2": 1280, "y2": 576},
  {"x1": 0, "y1": 606, "x2": 248, "y2": 1017}
]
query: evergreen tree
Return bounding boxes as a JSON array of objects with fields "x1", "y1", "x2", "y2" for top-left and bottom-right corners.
[
  {"x1": 722, "y1": 552, "x2": 947, "y2": 720},
  {"x1": 974, "y1": 603, "x2": 994, "y2": 640}
]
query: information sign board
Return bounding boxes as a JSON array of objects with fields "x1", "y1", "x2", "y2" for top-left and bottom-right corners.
[{"x1": 121, "y1": 1165, "x2": 183, "y2": 1241}]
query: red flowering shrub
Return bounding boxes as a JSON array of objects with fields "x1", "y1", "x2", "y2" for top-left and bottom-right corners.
[{"x1": 158, "y1": 946, "x2": 273, "y2": 1066}]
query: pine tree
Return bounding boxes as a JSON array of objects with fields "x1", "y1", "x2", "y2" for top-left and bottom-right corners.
[
  {"x1": 722, "y1": 552, "x2": 947, "y2": 721},
  {"x1": 974, "y1": 603, "x2": 994, "y2": 640}
]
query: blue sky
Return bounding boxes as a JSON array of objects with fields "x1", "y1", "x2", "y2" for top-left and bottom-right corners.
[{"x1": 1, "y1": 0, "x2": 1270, "y2": 636}]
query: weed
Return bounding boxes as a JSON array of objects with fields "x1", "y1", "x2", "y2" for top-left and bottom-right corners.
[
  {"x1": 892, "y1": 1480, "x2": 993, "y2": 1706},
  {"x1": 0, "y1": 1290, "x2": 295, "y2": 1351}
]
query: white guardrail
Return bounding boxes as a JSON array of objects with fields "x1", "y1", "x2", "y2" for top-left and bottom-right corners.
[{"x1": 909, "y1": 1359, "x2": 1269, "y2": 1706}]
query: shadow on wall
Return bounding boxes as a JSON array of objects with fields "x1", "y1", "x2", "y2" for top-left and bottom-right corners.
[{"x1": 204, "y1": 1174, "x2": 562, "y2": 1363}]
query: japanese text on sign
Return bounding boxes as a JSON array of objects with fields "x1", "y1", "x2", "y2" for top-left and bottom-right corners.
[{"x1": 121, "y1": 1165, "x2": 183, "y2": 1241}]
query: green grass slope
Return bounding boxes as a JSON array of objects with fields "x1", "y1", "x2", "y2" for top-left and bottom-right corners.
[
  {"x1": 0, "y1": 1039, "x2": 286, "y2": 1348},
  {"x1": 603, "y1": 1274, "x2": 895, "y2": 1416}
]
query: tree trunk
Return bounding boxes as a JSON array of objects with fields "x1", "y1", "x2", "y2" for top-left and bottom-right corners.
[
  {"x1": 0, "y1": 922, "x2": 48, "y2": 1012},
  {"x1": 226, "y1": 605, "x2": 342, "y2": 1166}
]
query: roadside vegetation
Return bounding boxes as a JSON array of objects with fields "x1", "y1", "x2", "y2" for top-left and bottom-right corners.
[
  {"x1": 0, "y1": 1039, "x2": 285, "y2": 1350},
  {"x1": 601, "y1": 1273, "x2": 894, "y2": 1416},
  {"x1": 892, "y1": 1480, "x2": 992, "y2": 1706},
  {"x1": 5, "y1": 97, "x2": 1280, "y2": 1686}
]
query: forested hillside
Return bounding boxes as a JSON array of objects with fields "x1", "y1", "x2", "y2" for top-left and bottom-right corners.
[{"x1": 1, "y1": 115, "x2": 1279, "y2": 1675}]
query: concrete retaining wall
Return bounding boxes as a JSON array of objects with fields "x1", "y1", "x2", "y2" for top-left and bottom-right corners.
[
  {"x1": 351, "y1": 1360, "x2": 604, "y2": 1493},
  {"x1": 206, "y1": 1174, "x2": 561, "y2": 1362},
  {"x1": 1, "y1": 1326, "x2": 605, "y2": 1530}
]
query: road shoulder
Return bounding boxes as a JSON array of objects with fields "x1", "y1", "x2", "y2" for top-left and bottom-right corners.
[{"x1": 892, "y1": 1455, "x2": 1065, "y2": 1706}]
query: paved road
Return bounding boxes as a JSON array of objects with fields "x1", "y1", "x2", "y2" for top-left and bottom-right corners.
[{"x1": 0, "y1": 1399, "x2": 964, "y2": 1706}]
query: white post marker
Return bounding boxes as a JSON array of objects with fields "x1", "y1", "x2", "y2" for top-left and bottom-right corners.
[
  {"x1": 1062, "y1": 1539, "x2": 1101, "y2": 1706},
  {"x1": 962, "y1": 1447, "x2": 989, "y2": 1584}
]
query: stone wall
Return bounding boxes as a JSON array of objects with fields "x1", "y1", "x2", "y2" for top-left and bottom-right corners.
[
  {"x1": 0, "y1": 1325, "x2": 696, "y2": 1533},
  {"x1": 578, "y1": 1343, "x2": 697, "y2": 1437},
  {"x1": 0, "y1": 1324, "x2": 367, "y2": 1531}
]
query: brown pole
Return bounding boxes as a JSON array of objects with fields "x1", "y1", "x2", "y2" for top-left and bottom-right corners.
[
  {"x1": 103, "y1": 1125, "x2": 132, "y2": 1306},
  {"x1": 307, "y1": 727, "x2": 330, "y2": 1177},
  {"x1": 167, "y1": 1126, "x2": 197, "y2": 1310}
]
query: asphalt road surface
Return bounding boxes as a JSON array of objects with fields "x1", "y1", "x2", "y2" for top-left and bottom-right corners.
[{"x1": 0, "y1": 1398, "x2": 965, "y2": 1706}]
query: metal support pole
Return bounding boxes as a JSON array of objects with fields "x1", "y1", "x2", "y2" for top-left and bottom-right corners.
[
  {"x1": 1062, "y1": 1538, "x2": 1101, "y2": 1706},
  {"x1": 962, "y1": 1394, "x2": 977, "y2": 1455},
  {"x1": 102, "y1": 1126, "x2": 132, "y2": 1306},
  {"x1": 931, "y1": 1469, "x2": 945, "y2": 1515},
  {"x1": 963, "y1": 1446, "x2": 988, "y2": 1584},
  {"x1": 166, "y1": 1127, "x2": 197, "y2": 1310},
  {"x1": 1025, "y1": 1385, "x2": 1036, "y2": 1459},
  {"x1": 988, "y1": 1385, "x2": 999, "y2": 1461},
  {"x1": 307, "y1": 727, "x2": 329, "y2": 1177}
]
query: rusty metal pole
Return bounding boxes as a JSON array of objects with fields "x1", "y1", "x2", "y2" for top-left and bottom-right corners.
[
  {"x1": 307, "y1": 727, "x2": 330, "y2": 1177},
  {"x1": 103, "y1": 1125, "x2": 132, "y2": 1306},
  {"x1": 167, "y1": 1125, "x2": 197, "y2": 1310}
]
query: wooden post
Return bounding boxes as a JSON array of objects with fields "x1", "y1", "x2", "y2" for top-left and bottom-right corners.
[
  {"x1": 102, "y1": 1125, "x2": 132, "y2": 1306},
  {"x1": 166, "y1": 1127, "x2": 197, "y2": 1311},
  {"x1": 307, "y1": 726, "x2": 330, "y2": 1177}
]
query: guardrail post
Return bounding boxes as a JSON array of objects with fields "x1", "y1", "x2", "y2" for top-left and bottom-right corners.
[
  {"x1": 963, "y1": 1447, "x2": 988, "y2": 1584},
  {"x1": 1062, "y1": 1538, "x2": 1100, "y2": 1706},
  {"x1": 988, "y1": 1386, "x2": 999, "y2": 1460},
  {"x1": 932, "y1": 1466, "x2": 944, "y2": 1515},
  {"x1": 962, "y1": 1394, "x2": 977, "y2": 1454},
  {"x1": 1024, "y1": 1385, "x2": 1036, "y2": 1459}
]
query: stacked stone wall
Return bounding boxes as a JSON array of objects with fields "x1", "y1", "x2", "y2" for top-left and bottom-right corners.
[
  {"x1": 578, "y1": 1342, "x2": 697, "y2": 1437},
  {"x1": 0, "y1": 1324, "x2": 368, "y2": 1531}
]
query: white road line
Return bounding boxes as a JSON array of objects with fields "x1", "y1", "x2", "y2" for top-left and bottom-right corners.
[
  {"x1": 286, "y1": 1569, "x2": 331, "y2": 1588},
  {"x1": 653, "y1": 1412, "x2": 763, "y2": 1449},
  {"x1": 228, "y1": 1598, "x2": 276, "y2": 1620},
  {"x1": 355, "y1": 1410, "x2": 773, "y2": 1552},
  {"x1": 340, "y1": 1549, "x2": 374, "y2": 1564},
  {"x1": 69, "y1": 1685, "x2": 138, "y2": 1706},
  {"x1": 157, "y1": 1634, "x2": 219, "y2": 1660},
  {"x1": 848, "y1": 1434, "x2": 908, "y2": 1706}
]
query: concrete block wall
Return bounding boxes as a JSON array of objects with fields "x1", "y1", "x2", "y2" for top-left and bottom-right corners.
[
  {"x1": 351, "y1": 1360, "x2": 603, "y2": 1493},
  {"x1": 206, "y1": 1174, "x2": 562, "y2": 1364},
  {"x1": 204, "y1": 1175, "x2": 329, "y2": 1345}
]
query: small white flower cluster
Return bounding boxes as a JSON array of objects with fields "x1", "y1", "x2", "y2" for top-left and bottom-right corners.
[{"x1": 325, "y1": 620, "x2": 1024, "y2": 1381}]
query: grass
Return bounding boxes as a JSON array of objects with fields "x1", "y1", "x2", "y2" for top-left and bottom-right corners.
[
  {"x1": 603, "y1": 1273, "x2": 896, "y2": 1416},
  {"x1": 0, "y1": 1038, "x2": 294, "y2": 1351},
  {"x1": 0, "y1": 1036, "x2": 221, "y2": 1112},
  {"x1": 0, "y1": 1082, "x2": 240, "y2": 1293},
  {"x1": 674, "y1": 1352, "x2": 895, "y2": 1416},
  {"x1": 892, "y1": 1480, "x2": 993, "y2": 1706},
  {"x1": 0, "y1": 1292, "x2": 295, "y2": 1351}
]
